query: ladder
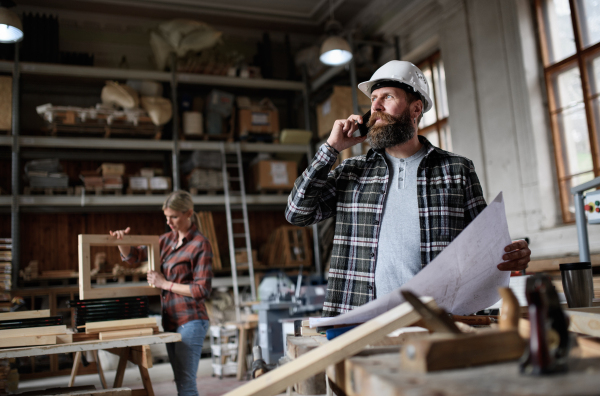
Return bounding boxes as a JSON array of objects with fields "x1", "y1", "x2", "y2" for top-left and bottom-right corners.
[{"x1": 220, "y1": 142, "x2": 256, "y2": 321}]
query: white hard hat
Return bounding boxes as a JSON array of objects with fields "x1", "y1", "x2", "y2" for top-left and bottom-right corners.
[{"x1": 358, "y1": 60, "x2": 433, "y2": 113}]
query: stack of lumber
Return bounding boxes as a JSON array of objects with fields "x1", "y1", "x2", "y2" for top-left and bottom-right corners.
[
  {"x1": 197, "y1": 211, "x2": 222, "y2": 271},
  {"x1": 0, "y1": 310, "x2": 72, "y2": 348},
  {"x1": 0, "y1": 239, "x2": 11, "y2": 312},
  {"x1": 84, "y1": 318, "x2": 158, "y2": 341},
  {"x1": 263, "y1": 226, "x2": 312, "y2": 267},
  {"x1": 68, "y1": 297, "x2": 149, "y2": 329}
]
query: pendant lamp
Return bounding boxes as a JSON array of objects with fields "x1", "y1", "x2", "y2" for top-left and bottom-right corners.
[{"x1": 0, "y1": 0, "x2": 22, "y2": 43}]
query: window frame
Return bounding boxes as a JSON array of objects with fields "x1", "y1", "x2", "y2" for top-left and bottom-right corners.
[
  {"x1": 416, "y1": 51, "x2": 451, "y2": 151},
  {"x1": 535, "y1": 0, "x2": 600, "y2": 222}
]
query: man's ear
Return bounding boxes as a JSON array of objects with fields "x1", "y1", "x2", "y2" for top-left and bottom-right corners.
[{"x1": 411, "y1": 99, "x2": 423, "y2": 119}]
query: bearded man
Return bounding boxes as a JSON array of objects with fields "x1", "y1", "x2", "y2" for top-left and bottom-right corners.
[{"x1": 285, "y1": 60, "x2": 530, "y2": 317}]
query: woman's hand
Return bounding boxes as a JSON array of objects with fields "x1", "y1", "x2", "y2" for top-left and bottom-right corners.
[
  {"x1": 147, "y1": 270, "x2": 168, "y2": 289},
  {"x1": 109, "y1": 227, "x2": 131, "y2": 240},
  {"x1": 109, "y1": 227, "x2": 132, "y2": 257}
]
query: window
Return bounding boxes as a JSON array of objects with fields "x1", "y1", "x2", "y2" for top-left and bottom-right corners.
[
  {"x1": 536, "y1": 0, "x2": 600, "y2": 222},
  {"x1": 417, "y1": 52, "x2": 452, "y2": 151}
]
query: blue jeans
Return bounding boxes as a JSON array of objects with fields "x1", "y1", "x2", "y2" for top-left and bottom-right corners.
[{"x1": 166, "y1": 319, "x2": 210, "y2": 396}]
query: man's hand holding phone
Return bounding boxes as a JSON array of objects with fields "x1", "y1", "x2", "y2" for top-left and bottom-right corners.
[{"x1": 326, "y1": 112, "x2": 370, "y2": 153}]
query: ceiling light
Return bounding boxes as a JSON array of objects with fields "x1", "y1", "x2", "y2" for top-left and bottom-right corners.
[
  {"x1": 0, "y1": 1, "x2": 22, "y2": 43},
  {"x1": 320, "y1": 36, "x2": 352, "y2": 66},
  {"x1": 319, "y1": 9, "x2": 352, "y2": 66}
]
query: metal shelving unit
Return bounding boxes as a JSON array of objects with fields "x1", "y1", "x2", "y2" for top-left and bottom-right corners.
[
  {"x1": 2, "y1": 58, "x2": 319, "y2": 286},
  {"x1": 0, "y1": 61, "x2": 305, "y2": 91}
]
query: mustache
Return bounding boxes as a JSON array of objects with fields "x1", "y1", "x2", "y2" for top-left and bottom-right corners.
[{"x1": 366, "y1": 111, "x2": 402, "y2": 128}]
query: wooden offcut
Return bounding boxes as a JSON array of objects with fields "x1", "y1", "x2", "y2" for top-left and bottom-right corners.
[
  {"x1": 399, "y1": 330, "x2": 526, "y2": 372},
  {"x1": 0, "y1": 335, "x2": 56, "y2": 348},
  {"x1": 0, "y1": 310, "x2": 50, "y2": 321},
  {"x1": 99, "y1": 328, "x2": 153, "y2": 340},
  {"x1": 78, "y1": 234, "x2": 161, "y2": 300},
  {"x1": 85, "y1": 318, "x2": 156, "y2": 334},
  {"x1": 221, "y1": 299, "x2": 434, "y2": 396},
  {"x1": 565, "y1": 307, "x2": 600, "y2": 337},
  {"x1": 0, "y1": 325, "x2": 67, "y2": 338}
]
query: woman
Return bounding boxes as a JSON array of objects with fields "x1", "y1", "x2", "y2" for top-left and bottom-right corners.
[{"x1": 110, "y1": 190, "x2": 212, "y2": 396}]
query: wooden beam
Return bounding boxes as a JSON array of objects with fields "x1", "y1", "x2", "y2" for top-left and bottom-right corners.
[
  {"x1": 221, "y1": 299, "x2": 434, "y2": 396},
  {"x1": 0, "y1": 325, "x2": 67, "y2": 338},
  {"x1": 99, "y1": 328, "x2": 153, "y2": 340},
  {"x1": 0, "y1": 335, "x2": 56, "y2": 348},
  {"x1": 0, "y1": 310, "x2": 50, "y2": 320},
  {"x1": 86, "y1": 318, "x2": 157, "y2": 334}
]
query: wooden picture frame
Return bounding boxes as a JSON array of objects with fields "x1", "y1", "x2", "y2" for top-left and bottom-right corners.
[{"x1": 78, "y1": 234, "x2": 161, "y2": 300}]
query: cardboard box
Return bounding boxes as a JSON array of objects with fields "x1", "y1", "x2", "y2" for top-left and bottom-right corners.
[
  {"x1": 251, "y1": 160, "x2": 297, "y2": 191},
  {"x1": 237, "y1": 97, "x2": 279, "y2": 136},
  {"x1": 149, "y1": 176, "x2": 171, "y2": 191},
  {"x1": 140, "y1": 168, "x2": 155, "y2": 178},
  {"x1": 129, "y1": 176, "x2": 149, "y2": 190},
  {"x1": 80, "y1": 171, "x2": 103, "y2": 188},
  {"x1": 317, "y1": 86, "x2": 371, "y2": 138},
  {"x1": 99, "y1": 163, "x2": 125, "y2": 176}
]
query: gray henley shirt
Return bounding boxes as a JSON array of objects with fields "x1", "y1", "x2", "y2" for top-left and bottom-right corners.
[{"x1": 374, "y1": 145, "x2": 427, "y2": 298}]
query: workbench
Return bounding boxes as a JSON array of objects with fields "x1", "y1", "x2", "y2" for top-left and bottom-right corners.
[
  {"x1": 284, "y1": 333, "x2": 600, "y2": 396},
  {"x1": 340, "y1": 352, "x2": 600, "y2": 396},
  {"x1": 0, "y1": 333, "x2": 181, "y2": 396}
]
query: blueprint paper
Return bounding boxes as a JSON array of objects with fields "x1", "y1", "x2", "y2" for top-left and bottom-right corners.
[{"x1": 310, "y1": 192, "x2": 511, "y2": 328}]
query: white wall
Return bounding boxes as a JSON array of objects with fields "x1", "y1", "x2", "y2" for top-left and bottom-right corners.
[{"x1": 375, "y1": 0, "x2": 600, "y2": 259}]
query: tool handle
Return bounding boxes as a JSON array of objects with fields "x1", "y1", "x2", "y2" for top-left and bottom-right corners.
[{"x1": 451, "y1": 315, "x2": 498, "y2": 326}]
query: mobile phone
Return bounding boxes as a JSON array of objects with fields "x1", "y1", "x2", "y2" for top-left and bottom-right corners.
[{"x1": 357, "y1": 110, "x2": 371, "y2": 137}]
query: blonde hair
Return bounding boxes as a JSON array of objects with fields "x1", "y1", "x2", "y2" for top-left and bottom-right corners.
[{"x1": 162, "y1": 190, "x2": 202, "y2": 233}]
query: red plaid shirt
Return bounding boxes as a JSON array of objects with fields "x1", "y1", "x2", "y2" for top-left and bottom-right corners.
[{"x1": 123, "y1": 223, "x2": 212, "y2": 331}]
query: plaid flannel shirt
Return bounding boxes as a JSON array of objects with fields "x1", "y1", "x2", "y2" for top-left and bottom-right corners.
[
  {"x1": 285, "y1": 136, "x2": 487, "y2": 317},
  {"x1": 123, "y1": 223, "x2": 213, "y2": 331}
]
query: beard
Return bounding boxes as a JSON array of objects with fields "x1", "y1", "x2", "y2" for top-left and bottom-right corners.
[{"x1": 366, "y1": 109, "x2": 416, "y2": 150}]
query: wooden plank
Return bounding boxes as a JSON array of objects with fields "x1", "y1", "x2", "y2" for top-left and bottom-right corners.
[
  {"x1": 221, "y1": 298, "x2": 434, "y2": 396},
  {"x1": 399, "y1": 330, "x2": 526, "y2": 372},
  {"x1": 78, "y1": 234, "x2": 161, "y2": 300},
  {"x1": 99, "y1": 328, "x2": 153, "y2": 340},
  {"x1": 86, "y1": 318, "x2": 157, "y2": 334},
  {"x1": 0, "y1": 335, "x2": 56, "y2": 348},
  {"x1": 0, "y1": 332, "x2": 181, "y2": 359},
  {"x1": 15, "y1": 386, "x2": 96, "y2": 395},
  {"x1": 0, "y1": 310, "x2": 50, "y2": 320},
  {"x1": 565, "y1": 309, "x2": 600, "y2": 337},
  {"x1": 0, "y1": 325, "x2": 67, "y2": 338}
]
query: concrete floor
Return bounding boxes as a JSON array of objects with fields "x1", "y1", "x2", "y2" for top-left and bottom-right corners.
[{"x1": 16, "y1": 358, "x2": 248, "y2": 396}]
